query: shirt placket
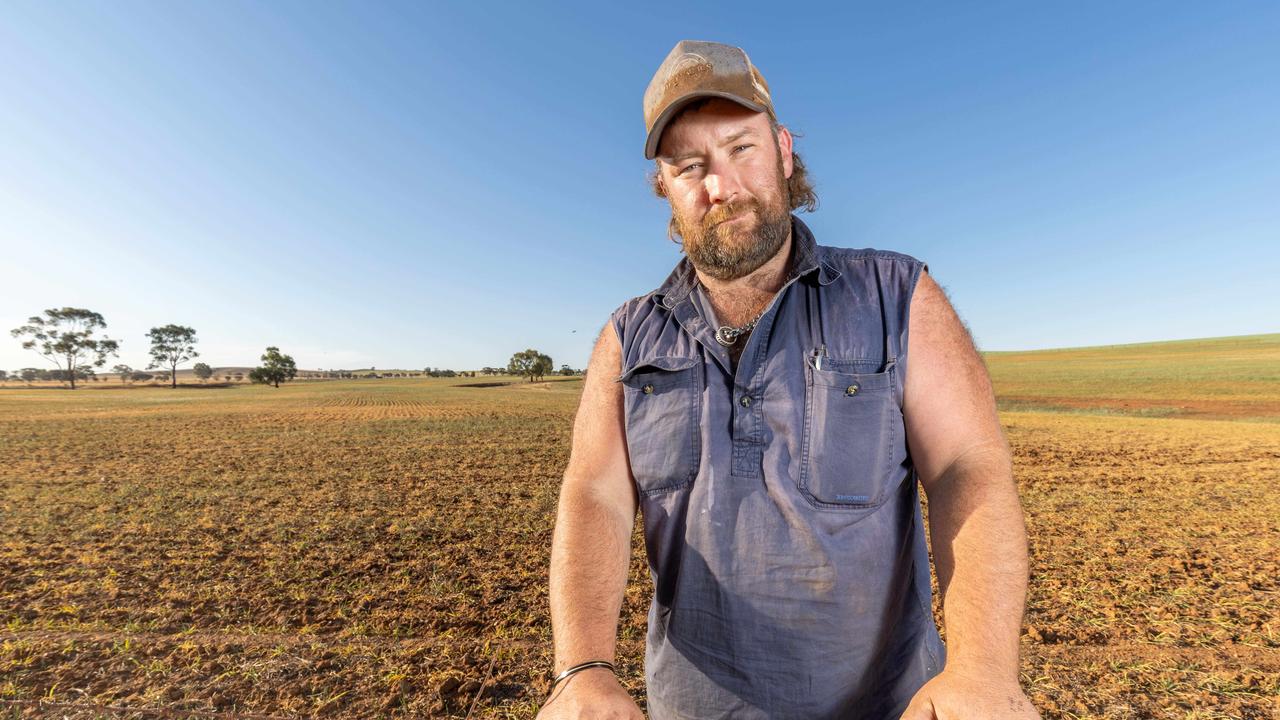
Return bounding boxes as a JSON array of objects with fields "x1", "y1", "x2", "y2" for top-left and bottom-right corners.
[{"x1": 729, "y1": 275, "x2": 806, "y2": 478}]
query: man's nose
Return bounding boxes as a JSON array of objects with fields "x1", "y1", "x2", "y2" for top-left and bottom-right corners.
[{"x1": 704, "y1": 169, "x2": 740, "y2": 205}]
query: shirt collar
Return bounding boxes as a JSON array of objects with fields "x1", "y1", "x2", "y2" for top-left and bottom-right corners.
[{"x1": 654, "y1": 213, "x2": 840, "y2": 309}]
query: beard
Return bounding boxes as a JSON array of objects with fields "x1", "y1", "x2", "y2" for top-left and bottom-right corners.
[{"x1": 672, "y1": 174, "x2": 792, "y2": 282}]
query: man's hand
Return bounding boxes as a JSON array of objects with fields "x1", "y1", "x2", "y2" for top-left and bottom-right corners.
[
  {"x1": 535, "y1": 669, "x2": 645, "y2": 719},
  {"x1": 899, "y1": 669, "x2": 1039, "y2": 720}
]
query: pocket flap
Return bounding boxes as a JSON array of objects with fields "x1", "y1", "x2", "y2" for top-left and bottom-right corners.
[
  {"x1": 807, "y1": 356, "x2": 895, "y2": 392},
  {"x1": 617, "y1": 356, "x2": 700, "y2": 383}
]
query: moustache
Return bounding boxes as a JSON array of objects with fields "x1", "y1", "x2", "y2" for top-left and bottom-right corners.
[{"x1": 704, "y1": 199, "x2": 759, "y2": 229}]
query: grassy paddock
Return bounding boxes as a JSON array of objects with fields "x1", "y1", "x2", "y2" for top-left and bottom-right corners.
[{"x1": 984, "y1": 333, "x2": 1280, "y2": 422}]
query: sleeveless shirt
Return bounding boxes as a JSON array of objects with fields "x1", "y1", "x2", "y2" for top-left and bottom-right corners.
[{"x1": 607, "y1": 214, "x2": 945, "y2": 719}]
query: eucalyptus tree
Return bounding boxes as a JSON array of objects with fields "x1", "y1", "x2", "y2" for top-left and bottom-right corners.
[
  {"x1": 146, "y1": 324, "x2": 199, "y2": 389},
  {"x1": 10, "y1": 307, "x2": 119, "y2": 390},
  {"x1": 249, "y1": 346, "x2": 297, "y2": 388}
]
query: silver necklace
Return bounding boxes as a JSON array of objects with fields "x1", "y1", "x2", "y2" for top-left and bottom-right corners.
[
  {"x1": 714, "y1": 311, "x2": 763, "y2": 347},
  {"x1": 707, "y1": 269, "x2": 799, "y2": 347}
]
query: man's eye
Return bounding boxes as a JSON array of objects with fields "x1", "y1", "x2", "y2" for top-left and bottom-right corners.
[
  {"x1": 733, "y1": 144, "x2": 752, "y2": 153},
  {"x1": 677, "y1": 163, "x2": 702, "y2": 176}
]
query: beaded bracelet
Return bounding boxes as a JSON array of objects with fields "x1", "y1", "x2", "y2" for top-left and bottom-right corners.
[{"x1": 550, "y1": 660, "x2": 616, "y2": 687}]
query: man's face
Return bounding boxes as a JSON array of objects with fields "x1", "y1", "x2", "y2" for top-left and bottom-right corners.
[{"x1": 656, "y1": 98, "x2": 795, "y2": 281}]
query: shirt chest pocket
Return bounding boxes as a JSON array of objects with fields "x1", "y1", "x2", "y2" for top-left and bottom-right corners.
[
  {"x1": 799, "y1": 355, "x2": 903, "y2": 510},
  {"x1": 618, "y1": 357, "x2": 703, "y2": 496}
]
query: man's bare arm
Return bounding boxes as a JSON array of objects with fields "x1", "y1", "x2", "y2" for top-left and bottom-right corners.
[
  {"x1": 903, "y1": 270, "x2": 1031, "y2": 691},
  {"x1": 539, "y1": 323, "x2": 643, "y2": 718}
]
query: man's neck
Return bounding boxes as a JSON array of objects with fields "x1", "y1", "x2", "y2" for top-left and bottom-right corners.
[{"x1": 695, "y1": 229, "x2": 794, "y2": 329}]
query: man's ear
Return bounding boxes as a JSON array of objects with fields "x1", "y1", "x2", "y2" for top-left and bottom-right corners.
[
  {"x1": 776, "y1": 125, "x2": 795, "y2": 179},
  {"x1": 649, "y1": 162, "x2": 669, "y2": 199}
]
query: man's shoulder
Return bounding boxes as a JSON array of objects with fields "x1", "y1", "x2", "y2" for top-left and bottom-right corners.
[
  {"x1": 606, "y1": 290, "x2": 664, "y2": 343},
  {"x1": 813, "y1": 244, "x2": 930, "y2": 305},
  {"x1": 609, "y1": 290, "x2": 661, "y2": 321},
  {"x1": 816, "y1": 243, "x2": 928, "y2": 271}
]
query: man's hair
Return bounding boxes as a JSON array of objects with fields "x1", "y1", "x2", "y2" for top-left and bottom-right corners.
[{"x1": 648, "y1": 98, "x2": 818, "y2": 241}]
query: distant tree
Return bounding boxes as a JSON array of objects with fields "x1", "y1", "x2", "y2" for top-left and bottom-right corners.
[
  {"x1": 508, "y1": 350, "x2": 535, "y2": 382},
  {"x1": 508, "y1": 349, "x2": 554, "y2": 382},
  {"x1": 19, "y1": 368, "x2": 40, "y2": 385},
  {"x1": 10, "y1": 307, "x2": 120, "y2": 390},
  {"x1": 233, "y1": 372, "x2": 244, "y2": 382},
  {"x1": 130, "y1": 371, "x2": 154, "y2": 382},
  {"x1": 560, "y1": 364, "x2": 576, "y2": 376},
  {"x1": 112, "y1": 364, "x2": 133, "y2": 384},
  {"x1": 193, "y1": 362, "x2": 213, "y2": 382},
  {"x1": 249, "y1": 346, "x2": 297, "y2": 388},
  {"x1": 152, "y1": 372, "x2": 170, "y2": 384},
  {"x1": 146, "y1": 324, "x2": 199, "y2": 389},
  {"x1": 0, "y1": 370, "x2": 6, "y2": 382}
]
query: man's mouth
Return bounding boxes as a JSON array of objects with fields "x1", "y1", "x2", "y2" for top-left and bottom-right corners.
[{"x1": 711, "y1": 208, "x2": 754, "y2": 228}]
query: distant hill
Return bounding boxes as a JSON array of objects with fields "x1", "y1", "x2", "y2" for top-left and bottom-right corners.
[
  {"x1": 103, "y1": 367, "x2": 449, "y2": 379},
  {"x1": 984, "y1": 332, "x2": 1280, "y2": 422},
  {"x1": 103, "y1": 367, "x2": 326, "y2": 380}
]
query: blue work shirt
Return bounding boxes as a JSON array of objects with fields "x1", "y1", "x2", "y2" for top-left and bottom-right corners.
[{"x1": 608, "y1": 214, "x2": 945, "y2": 719}]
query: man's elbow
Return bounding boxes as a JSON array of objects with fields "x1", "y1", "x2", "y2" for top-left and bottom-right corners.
[
  {"x1": 921, "y1": 438, "x2": 1014, "y2": 501},
  {"x1": 557, "y1": 469, "x2": 638, "y2": 528}
]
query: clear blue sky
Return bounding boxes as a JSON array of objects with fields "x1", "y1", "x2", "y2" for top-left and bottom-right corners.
[{"x1": 2, "y1": 1, "x2": 1277, "y2": 372}]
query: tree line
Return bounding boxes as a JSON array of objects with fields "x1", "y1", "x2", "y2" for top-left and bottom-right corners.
[
  {"x1": 8, "y1": 307, "x2": 296, "y2": 390},
  {"x1": 7, "y1": 307, "x2": 581, "y2": 389}
]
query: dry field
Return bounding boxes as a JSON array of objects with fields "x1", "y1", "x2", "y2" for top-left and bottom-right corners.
[{"x1": 1, "y1": 334, "x2": 1277, "y2": 719}]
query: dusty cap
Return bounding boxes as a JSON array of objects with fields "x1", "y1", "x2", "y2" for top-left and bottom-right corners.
[{"x1": 643, "y1": 40, "x2": 774, "y2": 160}]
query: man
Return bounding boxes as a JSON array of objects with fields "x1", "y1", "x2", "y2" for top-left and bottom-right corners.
[{"x1": 538, "y1": 40, "x2": 1038, "y2": 720}]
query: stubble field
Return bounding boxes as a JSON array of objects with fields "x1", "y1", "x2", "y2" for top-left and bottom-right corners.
[{"x1": 2, "y1": 334, "x2": 1278, "y2": 718}]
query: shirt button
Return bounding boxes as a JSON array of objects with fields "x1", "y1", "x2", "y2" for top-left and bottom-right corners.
[
  {"x1": 740, "y1": 396, "x2": 753, "y2": 407},
  {"x1": 845, "y1": 384, "x2": 859, "y2": 396},
  {"x1": 642, "y1": 384, "x2": 654, "y2": 394}
]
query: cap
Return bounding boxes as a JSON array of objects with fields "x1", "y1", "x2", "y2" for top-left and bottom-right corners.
[{"x1": 642, "y1": 40, "x2": 774, "y2": 160}]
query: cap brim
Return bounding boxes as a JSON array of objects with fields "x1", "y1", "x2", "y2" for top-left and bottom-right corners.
[{"x1": 644, "y1": 92, "x2": 768, "y2": 160}]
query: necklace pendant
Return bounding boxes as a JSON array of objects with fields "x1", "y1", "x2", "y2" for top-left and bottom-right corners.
[{"x1": 715, "y1": 326, "x2": 737, "y2": 347}]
